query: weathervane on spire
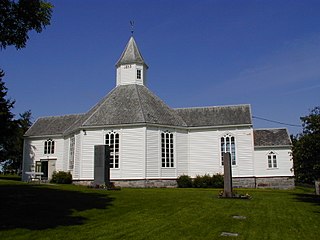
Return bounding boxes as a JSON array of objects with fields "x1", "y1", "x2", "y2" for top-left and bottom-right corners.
[{"x1": 130, "y1": 20, "x2": 134, "y2": 35}]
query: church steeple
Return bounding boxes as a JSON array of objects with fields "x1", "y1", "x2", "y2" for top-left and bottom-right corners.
[{"x1": 116, "y1": 36, "x2": 148, "y2": 86}]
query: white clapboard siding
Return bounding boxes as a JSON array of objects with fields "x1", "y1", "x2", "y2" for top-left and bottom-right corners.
[
  {"x1": 254, "y1": 148, "x2": 293, "y2": 177},
  {"x1": 188, "y1": 129, "x2": 220, "y2": 177},
  {"x1": 176, "y1": 130, "x2": 188, "y2": 176},
  {"x1": 73, "y1": 133, "x2": 82, "y2": 179},
  {"x1": 80, "y1": 130, "x2": 104, "y2": 179},
  {"x1": 22, "y1": 137, "x2": 64, "y2": 180},
  {"x1": 51, "y1": 138, "x2": 64, "y2": 171},
  {"x1": 115, "y1": 127, "x2": 145, "y2": 179},
  {"x1": 161, "y1": 168, "x2": 177, "y2": 178},
  {"x1": 146, "y1": 127, "x2": 160, "y2": 178},
  {"x1": 22, "y1": 139, "x2": 41, "y2": 181},
  {"x1": 231, "y1": 129, "x2": 254, "y2": 177},
  {"x1": 62, "y1": 138, "x2": 70, "y2": 171}
]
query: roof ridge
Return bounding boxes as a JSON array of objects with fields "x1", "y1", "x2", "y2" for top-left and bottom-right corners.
[
  {"x1": 81, "y1": 87, "x2": 119, "y2": 126},
  {"x1": 138, "y1": 85, "x2": 187, "y2": 126},
  {"x1": 254, "y1": 128, "x2": 288, "y2": 131},
  {"x1": 174, "y1": 104, "x2": 250, "y2": 110}
]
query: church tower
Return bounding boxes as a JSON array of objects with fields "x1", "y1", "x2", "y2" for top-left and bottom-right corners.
[{"x1": 115, "y1": 36, "x2": 148, "y2": 86}]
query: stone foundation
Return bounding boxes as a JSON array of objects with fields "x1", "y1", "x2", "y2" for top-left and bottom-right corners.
[
  {"x1": 73, "y1": 177, "x2": 294, "y2": 189},
  {"x1": 233, "y1": 177, "x2": 295, "y2": 189}
]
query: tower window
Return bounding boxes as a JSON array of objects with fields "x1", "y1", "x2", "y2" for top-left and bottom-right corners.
[{"x1": 137, "y1": 69, "x2": 141, "y2": 79}]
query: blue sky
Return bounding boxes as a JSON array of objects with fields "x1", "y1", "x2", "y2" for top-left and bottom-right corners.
[{"x1": 1, "y1": 0, "x2": 320, "y2": 135}]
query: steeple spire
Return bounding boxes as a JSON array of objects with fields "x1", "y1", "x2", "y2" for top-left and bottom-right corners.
[
  {"x1": 115, "y1": 36, "x2": 148, "y2": 86},
  {"x1": 115, "y1": 36, "x2": 148, "y2": 68}
]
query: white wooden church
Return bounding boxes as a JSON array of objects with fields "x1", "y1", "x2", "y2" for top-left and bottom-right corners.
[{"x1": 22, "y1": 36, "x2": 294, "y2": 188}]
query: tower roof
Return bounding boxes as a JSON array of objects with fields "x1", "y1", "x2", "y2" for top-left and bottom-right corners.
[{"x1": 115, "y1": 36, "x2": 148, "y2": 68}]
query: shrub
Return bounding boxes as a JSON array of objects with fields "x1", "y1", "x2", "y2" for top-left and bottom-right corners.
[
  {"x1": 193, "y1": 175, "x2": 203, "y2": 188},
  {"x1": 177, "y1": 175, "x2": 193, "y2": 188},
  {"x1": 211, "y1": 173, "x2": 224, "y2": 188},
  {"x1": 50, "y1": 171, "x2": 72, "y2": 184}
]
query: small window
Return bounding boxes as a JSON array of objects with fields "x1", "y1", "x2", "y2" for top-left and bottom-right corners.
[
  {"x1": 44, "y1": 139, "x2": 55, "y2": 154},
  {"x1": 268, "y1": 151, "x2": 277, "y2": 168},
  {"x1": 137, "y1": 69, "x2": 141, "y2": 79},
  {"x1": 161, "y1": 131, "x2": 174, "y2": 168},
  {"x1": 221, "y1": 134, "x2": 236, "y2": 165}
]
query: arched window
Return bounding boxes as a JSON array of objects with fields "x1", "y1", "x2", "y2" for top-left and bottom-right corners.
[
  {"x1": 105, "y1": 131, "x2": 120, "y2": 169},
  {"x1": 268, "y1": 151, "x2": 277, "y2": 168},
  {"x1": 221, "y1": 134, "x2": 236, "y2": 165},
  {"x1": 44, "y1": 139, "x2": 55, "y2": 154},
  {"x1": 161, "y1": 131, "x2": 174, "y2": 168}
]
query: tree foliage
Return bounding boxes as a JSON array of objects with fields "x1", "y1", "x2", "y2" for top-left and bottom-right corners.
[
  {"x1": 0, "y1": 70, "x2": 16, "y2": 163},
  {"x1": 0, "y1": 71, "x2": 33, "y2": 173},
  {"x1": 292, "y1": 107, "x2": 320, "y2": 184},
  {"x1": 0, "y1": 0, "x2": 53, "y2": 49}
]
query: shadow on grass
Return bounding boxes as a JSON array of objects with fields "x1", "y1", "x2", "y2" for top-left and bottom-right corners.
[
  {"x1": 0, "y1": 183, "x2": 113, "y2": 230},
  {"x1": 0, "y1": 175, "x2": 21, "y2": 181},
  {"x1": 292, "y1": 192, "x2": 320, "y2": 207}
]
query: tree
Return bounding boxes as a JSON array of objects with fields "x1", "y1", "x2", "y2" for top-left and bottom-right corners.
[
  {"x1": 292, "y1": 107, "x2": 320, "y2": 184},
  {"x1": 0, "y1": 70, "x2": 16, "y2": 164},
  {"x1": 0, "y1": 0, "x2": 53, "y2": 49},
  {"x1": 0, "y1": 0, "x2": 52, "y2": 172}
]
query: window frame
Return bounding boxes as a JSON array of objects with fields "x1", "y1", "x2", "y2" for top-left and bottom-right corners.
[
  {"x1": 161, "y1": 131, "x2": 174, "y2": 168},
  {"x1": 137, "y1": 69, "x2": 142, "y2": 79},
  {"x1": 44, "y1": 139, "x2": 55, "y2": 155},
  {"x1": 220, "y1": 134, "x2": 236, "y2": 166},
  {"x1": 105, "y1": 131, "x2": 120, "y2": 169},
  {"x1": 267, "y1": 151, "x2": 278, "y2": 169}
]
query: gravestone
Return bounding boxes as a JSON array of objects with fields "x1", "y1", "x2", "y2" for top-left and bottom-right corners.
[
  {"x1": 223, "y1": 152, "x2": 233, "y2": 198},
  {"x1": 315, "y1": 181, "x2": 320, "y2": 195},
  {"x1": 94, "y1": 145, "x2": 110, "y2": 186}
]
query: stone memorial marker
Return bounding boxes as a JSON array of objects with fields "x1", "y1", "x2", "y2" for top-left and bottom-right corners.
[
  {"x1": 223, "y1": 152, "x2": 233, "y2": 198},
  {"x1": 94, "y1": 145, "x2": 110, "y2": 186}
]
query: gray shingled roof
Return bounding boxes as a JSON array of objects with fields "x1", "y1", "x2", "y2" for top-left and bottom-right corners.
[
  {"x1": 175, "y1": 105, "x2": 252, "y2": 127},
  {"x1": 25, "y1": 114, "x2": 83, "y2": 137},
  {"x1": 26, "y1": 84, "x2": 187, "y2": 137},
  {"x1": 254, "y1": 129, "x2": 292, "y2": 147},
  {"x1": 80, "y1": 84, "x2": 186, "y2": 127},
  {"x1": 115, "y1": 36, "x2": 148, "y2": 68}
]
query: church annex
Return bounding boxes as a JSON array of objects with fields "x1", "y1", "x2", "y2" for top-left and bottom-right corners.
[{"x1": 22, "y1": 36, "x2": 294, "y2": 189}]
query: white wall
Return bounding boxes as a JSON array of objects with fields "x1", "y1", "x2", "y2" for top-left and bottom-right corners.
[
  {"x1": 176, "y1": 129, "x2": 188, "y2": 176},
  {"x1": 119, "y1": 127, "x2": 145, "y2": 179},
  {"x1": 146, "y1": 127, "x2": 160, "y2": 178},
  {"x1": 254, "y1": 148, "x2": 293, "y2": 177},
  {"x1": 22, "y1": 137, "x2": 64, "y2": 181},
  {"x1": 116, "y1": 64, "x2": 145, "y2": 86},
  {"x1": 188, "y1": 128, "x2": 254, "y2": 178}
]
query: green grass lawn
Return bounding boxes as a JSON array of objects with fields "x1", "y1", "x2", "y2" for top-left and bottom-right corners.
[{"x1": 0, "y1": 179, "x2": 319, "y2": 240}]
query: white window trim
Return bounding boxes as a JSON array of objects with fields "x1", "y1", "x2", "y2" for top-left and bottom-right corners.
[
  {"x1": 161, "y1": 130, "x2": 175, "y2": 168},
  {"x1": 267, "y1": 151, "x2": 278, "y2": 169},
  {"x1": 105, "y1": 131, "x2": 120, "y2": 169},
  {"x1": 220, "y1": 134, "x2": 237, "y2": 166}
]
